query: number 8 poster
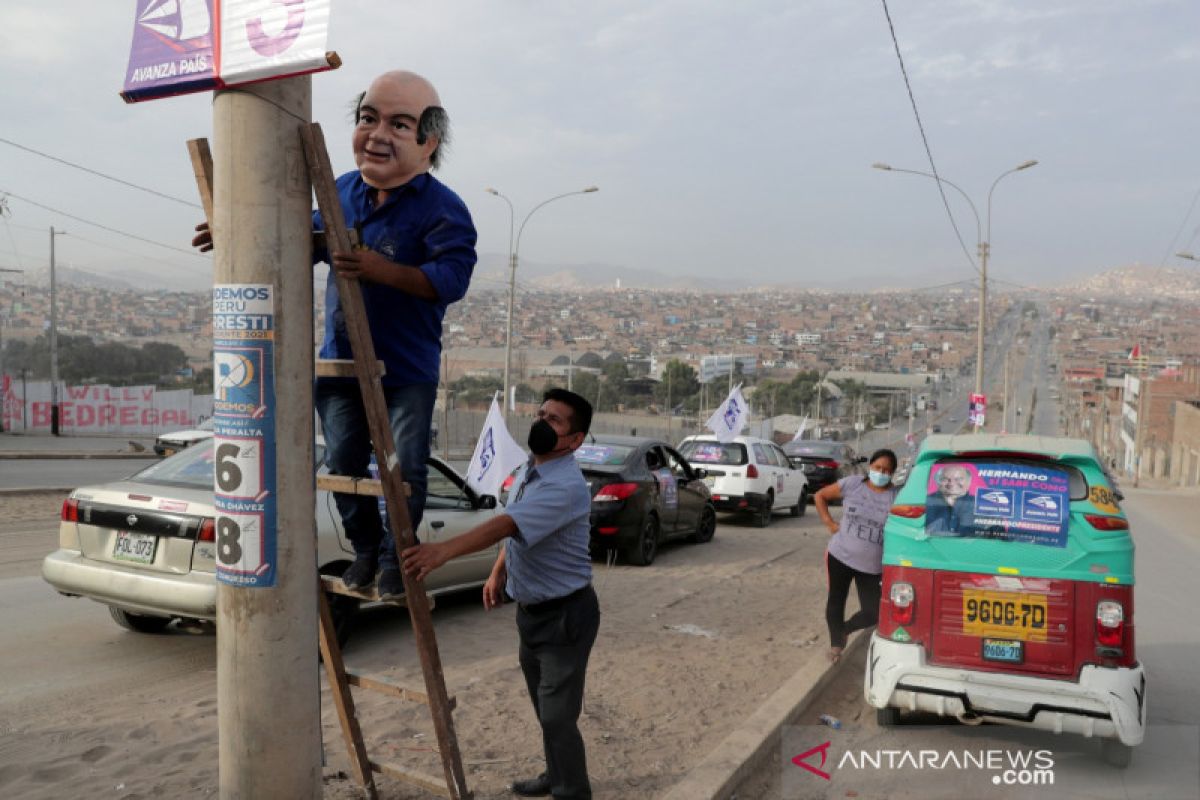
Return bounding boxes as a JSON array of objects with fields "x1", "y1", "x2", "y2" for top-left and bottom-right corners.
[{"x1": 212, "y1": 284, "x2": 278, "y2": 586}]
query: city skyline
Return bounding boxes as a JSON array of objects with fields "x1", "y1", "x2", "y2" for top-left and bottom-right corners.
[{"x1": 1, "y1": 2, "x2": 1199, "y2": 293}]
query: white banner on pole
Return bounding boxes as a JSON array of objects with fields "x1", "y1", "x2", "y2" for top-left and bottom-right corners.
[
  {"x1": 705, "y1": 384, "x2": 749, "y2": 443},
  {"x1": 466, "y1": 395, "x2": 527, "y2": 498},
  {"x1": 792, "y1": 415, "x2": 809, "y2": 442}
]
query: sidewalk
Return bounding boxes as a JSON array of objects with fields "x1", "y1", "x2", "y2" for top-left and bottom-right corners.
[{"x1": 0, "y1": 431, "x2": 157, "y2": 459}]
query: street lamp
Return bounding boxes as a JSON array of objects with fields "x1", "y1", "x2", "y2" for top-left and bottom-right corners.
[
  {"x1": 486, "y1": 186, "x2": 599, "y2": 422},
  {"x1": 873, "y1": 160, "x2": 1038, "y2": 427}
]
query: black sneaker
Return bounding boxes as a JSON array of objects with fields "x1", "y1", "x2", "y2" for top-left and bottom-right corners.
[
  {"x1": 341, "y1": 557, "x2": 378, "y2": 591},
  {"x1": 377, "y1": 568, "x2": 405, "y2": 602}
]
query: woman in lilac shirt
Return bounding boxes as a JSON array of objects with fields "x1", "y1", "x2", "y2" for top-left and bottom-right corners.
[{"x1": 813, "y1": 448, "x2": 899, "y2": 662}]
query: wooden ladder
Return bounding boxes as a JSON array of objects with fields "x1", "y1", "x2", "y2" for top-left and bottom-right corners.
[
  {"x1": 299, "y1": 122, "x2": 471, "y2": 800},
  {"x1": 186, "y1": 129, "x2": 471, "y2": 800}
]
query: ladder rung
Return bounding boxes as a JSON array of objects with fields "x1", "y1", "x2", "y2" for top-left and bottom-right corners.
[
  {"x1": 369, "y1": 761, "x2": 458, "y2": 798},
  {"x1": 316, "y1": 474, "x2": 410, "y2": 498},
  {"x1": 344, "y1": 672, "x2": 456, "y2": 710},
  {"x1": 320, "y1": 575, "x2": 437, "y2": 609},
  {"x1": 316, "y1": 358, "x2": 386, "y2": 378}
]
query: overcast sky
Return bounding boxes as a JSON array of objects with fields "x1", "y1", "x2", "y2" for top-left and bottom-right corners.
[{"x1": 2, "y1": 1, "x2": 1198, "y2": 293}]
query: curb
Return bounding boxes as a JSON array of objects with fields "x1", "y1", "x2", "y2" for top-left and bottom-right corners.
[
  {"x1": 0, "y1": 487, "x2": 73, "y2": 496},
  {"x1": 660, "y1": 630, "x2": 869, "y2": 800},
  {"x1": 0, "y1": 452, "x2": 155, "y2": 460}
]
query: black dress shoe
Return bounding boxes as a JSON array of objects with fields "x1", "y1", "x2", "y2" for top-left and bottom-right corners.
[
  {"x1": 341, "y1": 557, "x2": 377, "y2": 591},
  {"x1": 511, "y1": 772, "x2": 551, "y2": 797}
]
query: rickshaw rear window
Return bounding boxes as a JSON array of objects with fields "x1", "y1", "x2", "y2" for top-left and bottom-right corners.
[{"x1": 934, "y1": 457, "x2": 1088, "y2": 501}]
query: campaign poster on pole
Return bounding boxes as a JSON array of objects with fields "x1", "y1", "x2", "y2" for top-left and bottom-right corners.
[
  {"x1": 122, "y1": 0, "x2": 335, "y2": 103},
  {"x1": 211, "y1": 284, "x2": 278, "y2": 587},
  {"x1": 925, "y1": 461, "x2": 1071, "y2": 547},
  {"x1": 968, "y1": 393, "x2": 987, "y2": 427}
]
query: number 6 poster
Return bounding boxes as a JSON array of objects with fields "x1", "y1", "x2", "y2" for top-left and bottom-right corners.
[{"x1": 212, "y1": 284, "x2": 278, "y2": 587}]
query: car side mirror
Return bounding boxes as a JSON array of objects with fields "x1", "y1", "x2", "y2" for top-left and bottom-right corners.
[
  {"x1": 476, "y1": 494, "x2": 498, "y2": 510},
  {"x1": 693, "y1": 468, "x2": 708, "y2": 480},
  {"x1": 855, "y1": 456, "x2": 868, "y2": 464}
]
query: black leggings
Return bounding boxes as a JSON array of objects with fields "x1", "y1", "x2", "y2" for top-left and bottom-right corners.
[{"x1": 824, "y1": 551, "x2": 882, "y2": 649}]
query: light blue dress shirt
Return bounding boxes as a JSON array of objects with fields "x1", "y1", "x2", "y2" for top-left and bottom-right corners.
[{"x1": 504, "y1": 454, "x2": 593, "y2": 604}]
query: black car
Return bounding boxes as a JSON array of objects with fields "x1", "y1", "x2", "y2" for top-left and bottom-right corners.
[
  {"x1": 575, "y1": 435, "x2": 716, "y2": 566},
  {"x1": 781, "y1": 440, "x2": 866, "y2": 498}
]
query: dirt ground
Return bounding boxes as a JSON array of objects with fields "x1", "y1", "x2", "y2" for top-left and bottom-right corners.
[{"x1": 0, "y1": 494, "x2": 844, "y2": 799}]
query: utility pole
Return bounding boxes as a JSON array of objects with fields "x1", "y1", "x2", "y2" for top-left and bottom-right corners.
[
  {"x1": 1002, "y1": 349, "x2": 1010, "y2": 433},
  {"x1": 1132, "y1": 365, "x2": 1147, "y2": 488},
  {"x1": 211, "y1": 77, "x2": 320, "y2": 797},
  {"x1": 49, "y1": 228, "x2": 66, "y2": 435},
  {"x1": 973, "y1": 240, "x2": 988, "y2": 431}
]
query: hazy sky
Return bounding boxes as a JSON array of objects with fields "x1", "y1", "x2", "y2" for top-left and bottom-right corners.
[{"x1": 2, "y1": 1, "x2": 1198, "y2": 293}]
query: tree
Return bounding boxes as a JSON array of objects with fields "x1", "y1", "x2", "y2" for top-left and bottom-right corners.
[{"x1": 654, "y1": 360, "x2": 699, "y2": 410}]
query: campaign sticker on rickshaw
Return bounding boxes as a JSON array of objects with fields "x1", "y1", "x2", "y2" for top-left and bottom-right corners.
[{"x1": 926, "y1": 462, "x2": 1070, "y2": 547}]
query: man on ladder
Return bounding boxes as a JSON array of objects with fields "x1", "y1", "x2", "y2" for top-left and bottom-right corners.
[
  {"x1": 194, "y1": 69, "x2": 475, "y2": 601},
  {"x1": 315, "y1": 69, "x2": 476, "y2": 600}
]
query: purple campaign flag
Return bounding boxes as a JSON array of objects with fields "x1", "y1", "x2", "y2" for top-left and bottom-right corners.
[{"x1": 122, "y1": 0, "x2": 218, "y2": 102}]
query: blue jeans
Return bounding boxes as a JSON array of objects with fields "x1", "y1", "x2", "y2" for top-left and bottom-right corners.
[{"x1": 315, "y1": 380, "x2": 436, "y2": 571}]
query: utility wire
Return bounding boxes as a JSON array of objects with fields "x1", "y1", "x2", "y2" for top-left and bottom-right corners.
[
  {"x1": 879, "y1": 0, "x2": 979, "y2": 276},
  {"x1": 0, "y1": 189, "x2": 207, "y2": 258},
  {"x1": 1157, "y1": 183, "x2": 1200, "y2": 269},
  {"x1": 0, "y1": 136, "x2": 202, "y2": 210}
]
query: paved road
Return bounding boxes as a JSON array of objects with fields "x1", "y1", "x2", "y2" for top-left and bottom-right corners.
[{"x1": 745, "y1": 312, "x2": 1200, "y2": 799}]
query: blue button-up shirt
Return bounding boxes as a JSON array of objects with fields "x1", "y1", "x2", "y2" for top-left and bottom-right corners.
[
  {"x1": 504, "y1": 454, "x2": 593, "y2": 604},
  {"x1": 315, "y1": 171, "x2": 477, "y2": 386}
]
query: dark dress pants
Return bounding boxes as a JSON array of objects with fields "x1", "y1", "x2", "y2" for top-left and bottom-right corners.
[{"x1": 516, "y1": 585, "x2": 601, "y2": 799}]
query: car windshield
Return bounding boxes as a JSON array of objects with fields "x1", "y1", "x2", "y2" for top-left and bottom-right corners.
[
  {"x1": 679, "y1": 440, "x2": 748, "y2": 465},
  {"x1": 574, "y1": 444, "x2": 635, "y2": 466},
  {"x1": 786, "y1": 442, "x2": 839, "y2": 458},
  {"x1": 133, "y1": 437, "x2": 216, "y2": 489}
]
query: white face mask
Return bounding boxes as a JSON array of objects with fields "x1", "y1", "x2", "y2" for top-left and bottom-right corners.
[{"x1": 868, "y1": 469, "x2": 891, "y2": 488}]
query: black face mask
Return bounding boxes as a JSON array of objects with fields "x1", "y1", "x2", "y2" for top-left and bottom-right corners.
[{"x1": 527, "y1": 419, "x2": 562, "y2": 455}]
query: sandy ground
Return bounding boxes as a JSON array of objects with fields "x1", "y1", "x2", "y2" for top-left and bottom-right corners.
[{"x1": 0, "y1": 493, "x2": 839, "y2": 800}]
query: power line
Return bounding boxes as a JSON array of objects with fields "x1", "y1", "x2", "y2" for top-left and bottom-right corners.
[
  {"x1": 0, "y1": 136, "x2": 202, "y2": 209},
  {"x1": 0, "y1": 189, "x2": 207, "y2": 259},
  {"x1": 879, "y1": 0, "x2": 979, "y2": 276},
  {"x1": 1157, "y1": 183, "x2": 1200, "y2": 269}
]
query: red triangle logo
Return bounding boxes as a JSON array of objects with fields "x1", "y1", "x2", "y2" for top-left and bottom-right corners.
[{"x1": 791, "y1": 740, "x2": 832, "y2": 780}]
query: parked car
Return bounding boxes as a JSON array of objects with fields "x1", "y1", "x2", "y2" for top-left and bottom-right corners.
[
  {"x1": 574, "y1": 435, "x2": 716, "y2": 566},
  {"x1": 865, "y1": 434, "x2": 1143, "y2": 767},
  {"x1": 42, "y1": 436, "x2": 500, "y2": 642},
  {"x1": 677, "y1": 434, "x2": 808, "y2": 527},
  {"x1": 153, "y1": 417, "x2": 214, "y2": 456},
  {"x1": 781, "y1": 440, "x2": 866, "y2": 498}
]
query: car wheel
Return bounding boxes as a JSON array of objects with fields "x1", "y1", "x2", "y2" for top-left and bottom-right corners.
[
  {"x1": 320, "y1": 564, "x2": 360, "y2": 649},
  {"x1": 754, "y1": 493, "x2": 773, "y2": 528},
  {"x1": 876, "y1": 705, "x2": 901, "y2": 727},
  {"x1": 109, "y1": 606, "x2": 172, "y2": 634},
  {"x1": 791, "y1": 487, "x2": 808, "y2": 517},
  {"x1": 1100, "y1": 738, "x2": 1132, "y2": 768},
  {"x1": 689, "y1": 504, "x2": 717, "y2": 544},
  {"x1": 625, "y1": 514, "x2": 659, "y2": 566}
]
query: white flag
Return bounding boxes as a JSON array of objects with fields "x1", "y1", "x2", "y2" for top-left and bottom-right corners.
[
  {"x1": 509, "y1": 384, "x2": 517, "y2": 412},
  {"x1": 792, "y1": 416, "x2": 809, "y2": 442},
  {"x1": 706, "y1": 384, "x2": 750, "y2": 443},
  {"x1": 466, "y1": 396, "x2": 527, "y2": 498}
]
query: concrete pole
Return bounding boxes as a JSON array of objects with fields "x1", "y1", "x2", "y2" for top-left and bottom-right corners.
[
  {"x1": 212, "y1": 77, "x2": 320, "y2": 798},
  {"x1": 49, "y1": 227, "x2": 62, "y2": 436},
  {"x1": 973, "y1": 240, "x2": 988, "y2": 431},
  {"x1": 502, "y1": 250, "x2": 517, "y2": 423}
]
